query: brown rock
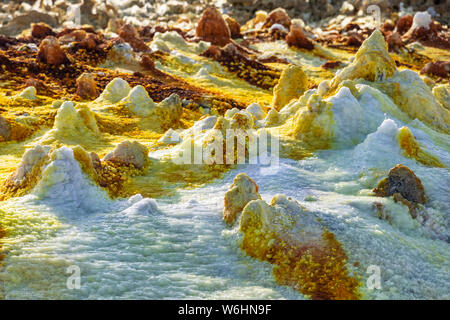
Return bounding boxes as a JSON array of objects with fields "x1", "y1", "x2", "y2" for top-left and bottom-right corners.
[
  {"x1": 224, "y1": 15, "x2": 242, "y2": 39},
  {"x1": 286, "y1": 24, "x2": 314, "y2": 50},
  {"x1": 420, "y1": 61, "x2": 450, "y2": 78},
  {"x1": 395, "y1": 14, "x2": 413, "y2": 35},
  {"x1": 139, "y1": 55, "x2": 155, "y2": 70},
  {"x1": 321, "y1": 61, "x2": 342, "y2": 70},
  {"x1": 0, "y1": 115, "x2": 11, "y2": 142},
  {"x1": 262, "y1": 8, "x2": 291, "y2": 29},
  {"x1": 386, "y1": 31, "x2": 404, "y2": 52},
  {"x1": 79, "y1": 33, "x2": 98, "y2": 50},
  {"x1": 31, "y1": 23, "x2": 55, "y2": 39},
  {"x1": 346, "y1": 35, "x2": 362, "y2": 47},
  {"x1": 223, "y1": 173, "x2": 261, "y2": 225},
  {"x1": 381, "y1": 21, "x2": 395, "y2": 33},
  {"x1": 37, "y1": 36, "x2": 68, "y2": 65},
  {"x1": 201, "y1": 45, "x2": 222, "y2": 60},
  {"x1": 373, "y1": 164, "x2": 426, "y2": 204},
  {"x1": 119, "y1": 24, "x2": 149, "y2": 52},
  {"x1": 195, "y1": 7, "x2": 231, "y2": 47},
  {"x1": 76, "y1": 73, "x2": 98, "y2": 100}
]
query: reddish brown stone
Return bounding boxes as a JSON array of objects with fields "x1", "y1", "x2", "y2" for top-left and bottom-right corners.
[
  {"x1": 37, "y1": 36, "x2": 68, "y2": 65},
  {"x1": 386, "y1": 31, "x2": 404, "y2": 51},
  {"x1": 140, "y1": 55, "x2": 155, "y2": 70},
  {"x1": 119, "y1": 24, "x2": 150, "y2": 52},
  {"x1": 262, "y1": 8, "x2": 291, "y2": 29},
  {"x1": 395, "y1": 14, "x2": 413, "y2": 35},
  {"x1": 346, "y1": 35, "x2": 362, "y2": 47},
  {"x1": 31, "y1": 23, "x2": 55, "y2": 39},
  {"x1": 195, "y1": 7, "x2": 231, "y2": 47},
  {"x1": 286, "y1": 24, "x2": 314, "y2": 50},
  {"x1": 201, "y1": 45, "x2": 222, "y2": 60},
  {"x1": 76, "y1": 73, "x2": 98, "y2": 100},
  {"x1": 79, "y1": 33, "x2": 98, "y2": 50},
  {"x1": 321, "y1": 61, "x2": 342, "y2": 69},
  {"x1": 420, "y1": 61, "x2": 450, "y2": 78},
  {"x1": 225, "y1": 15, "x2": 242, "y2": 39},
  {"x1": 373, "y1": 164, "x2": 426, "y2": 204}
]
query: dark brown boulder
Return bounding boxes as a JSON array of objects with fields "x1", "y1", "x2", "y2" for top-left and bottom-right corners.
[{"x1": 195, "y1": 7, "x2": 231, "y2": 47}]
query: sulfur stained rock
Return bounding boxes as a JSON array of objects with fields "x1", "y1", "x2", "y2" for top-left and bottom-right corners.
[
  {"x1": 196, "y1": 7, "x2": 231, "y2": 47},
  {"x1": 224, "y1": 173, "x2": 261, "y2": 225},
  {"x1": 37, "y1": 36, "x2": 68, "y2": 65},
  {"x1": 373, "y1": 164, "x2": 426, "y2": 204},
  {"x1": 76, "y1": 73, "x2": 98, "y2": 100},
  {"x1": 119, "y1": 24, "x2": 149, "y2": 52},
  {"x1": 239, "y1": 194, "x2": 360, "y2": 300},
  {"x1": 224, "y1": 15, "x2": 242, "y2": 39},
  {"x1": 31, "y1": 23, "x2": 55, "y2": 39},
  {"x1": 0, "y1": 115, "x2": 11, "y2": 142},
  {"x1": 262, "y1": 8, "x2": 291, "y2": 30},
  {"x1": 104, "y1": 141, "x2": 149, "y2": 170},
  {"x1": 272, "y1": 65, "x2": 309, "y2": 110},
  {"x1": 331, "y1": 30, "x2": 396, "y2": 86},
  {"x1": 286, "y1": 23, "x2": 314, "y2": 50},
  {"x1": 7, "y1": 144, "x2": 50, "y2": 186}
]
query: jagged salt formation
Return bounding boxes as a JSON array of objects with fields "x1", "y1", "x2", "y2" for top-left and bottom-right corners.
[
  {"x1": 223, "y1": 173, "x2": 360, "y2": 300},
  {"x1": 95, "y1": 78, "x2": 183, "y2": 126}
]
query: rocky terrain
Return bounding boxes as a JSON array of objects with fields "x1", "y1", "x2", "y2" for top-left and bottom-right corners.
[{"x1": 0, "y1": 1, "x2": 448, "y2": 300}]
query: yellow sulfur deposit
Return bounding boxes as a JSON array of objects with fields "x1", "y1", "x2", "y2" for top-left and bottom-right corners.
[
  {"x1": 272, "y1": 65, "x2": 309, "y2": 110},
  {"x1": 331, "y1": 30, "x2": 397, "y2": 87},
  {"x1": 397, "y1": 126, "x2": 444, "y2": 167},
  {"x1": 239, "y1": 194, "x2": 360, "y2": 300}
]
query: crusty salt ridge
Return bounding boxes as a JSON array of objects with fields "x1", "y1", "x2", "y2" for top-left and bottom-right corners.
[
  {"x1": 15, "y1": 86, "x2": 37, "y2": 100},
  {"x1": 223, "y1": 173, "x2": 261, "y2": 225},
  {"x1": 239, "y1": 193, "x2": 360, "y2": 299},
  {"x1": 119, "y1": 85, "x2": 157, "y2": 117},
  {"x1": 32, "y1": 147, "x2": 110, "y2": 211},
  {"x1": 39, "y1": 101, "x2": 100, "y2": 145},
  {"x1": 97, "y1": 77, "x2": 131, "y2": 104},
  {"x1": 331, "y1": 30, "x2": 397, "y2": 86},
  {"x1": 272, "y1": 65, "x2": 308, "y2": 111}
]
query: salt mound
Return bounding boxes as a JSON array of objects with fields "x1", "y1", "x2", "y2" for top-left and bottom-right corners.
[
  {"x1": 433, "y1": 84, "x2": 449, "y2": 111},
  {"x1": 32, "y1": 147, "x2": 109, "y2": 210},
  {"x1": 120, "y1": 85, "x2": 157, "y2": 117},
  {"x1": 223, "y1": 173, "x2": 261, "y2": 225},
  {"x1": 331, "y1": 30, "x2": 397, "y2": 86},
  {"x1": 121, "y1": 198, "x2": 159, "y2": 217},
  {"x1": 410, "y1": 11, "x2": 432, "y2": 30},
  {"x1": 103, "y1": 140, "x2": 149, "y2": 169},
  {"x1": 275, "y1": 86, "x2": 374, "y2": 149},
  {"x1": 97, "y1": 77, "x2": 131, "y2": 104},
  {"x1": 385, "y1": 70, "x2": 450, "y2": 131},
  {"x1": 56, "y1": 101, "x2": 98, "y2": 134},
  {"x1": 0, "y1": 115, "x2": 11, "y2": 141},
  {"x1": 15, "y1": 86, "x2": 37, "y2": 100},
  {"x1": 272, "y1": 65, "x2": 308, "y2": 110},
  {"x1": 153, "y1": 93, "x2": 183, "y2": 126},
  {"x1": 239, "y1": 193, "x2": 360, "y2": 300},
  {"x1": 11, "y1": 145, "x2": 50, "y2": 184}
]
